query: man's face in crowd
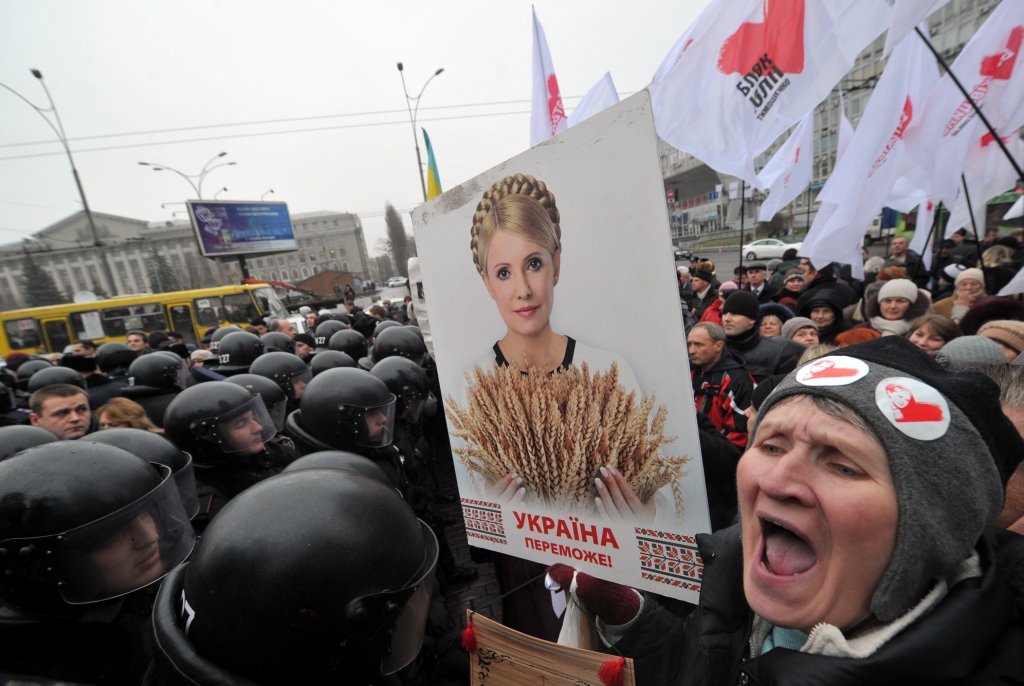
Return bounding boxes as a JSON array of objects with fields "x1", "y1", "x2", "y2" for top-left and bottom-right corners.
[
  {"x1": 126, "y1": 334, "x2": 147, "y2": 352},
  {"x1": 295, "y1": 341, "x2": 313, "y2": 357},
  {"x1": 305, "y1": 313, "x2": 318, "y2": 329},
  {"x1": 747, "y1": 268, "x2": 766, "y2": 288},
  {"x1": 722, "y1": 312, "x2": 755, "y2": 337},
  {"x1": 88, "y1": 513, "x2": 164, "y2": 597},
  {"x1": 687, "y1": 327, "x2": 724, "y2": 371},
  {"x1": 30, "y1": 394, "x2": 91, "y2": 439},
  {"x1": 952, "y1": 232, "x2": 965, "y2": 245},
  {"x1": 799, "y1": 259, "x2": 817, "y2": 283},
  {"x1": 72, "y1": 342, "x2": 94, "y2": 356},
  {"x1": 279, "y1": 320, "x2": 297, "y2": 338},
  {"x1": 692, "y1": 276, "x2": 709, "y2": 293},
  {"x1": 890, "y1": 237, "x2": 908, "y2": 257},
  {"x1": 255, "y1": 323, "x2": 267, "y2": 336}
]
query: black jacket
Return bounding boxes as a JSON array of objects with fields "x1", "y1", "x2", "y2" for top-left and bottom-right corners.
[
  {"x1": 120, "y1": 385, "x2": 177, "y2": 428},
  {"x1": 883, "y1": 249, "x2": 929, "y2": 288},
  {"x1": 797, "y1": 270, "x2": 857, "y2": 314},
  {"x1": 615, "y1": 525, "x2": 1024, "y2": 686},
  {"x1": 725, "y1": 327, "x2": 803, "y2": 383},
  {"x1": 85, "y1": 373, "x2": 128, "y2": 410},
  {"x1": 742, "y1": 282, "x2": 779, "y2": 304}
]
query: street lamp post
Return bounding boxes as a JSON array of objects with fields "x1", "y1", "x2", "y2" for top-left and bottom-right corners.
[
  {"x1": 397, "y1": 63, "x2": 444, "y2": 202},
  {"x1": 0, "y1": 69, "x2": 119, "y2": 295},
  {"x1": 138, "y1": 152, "x2": 237, "y2": 199}
]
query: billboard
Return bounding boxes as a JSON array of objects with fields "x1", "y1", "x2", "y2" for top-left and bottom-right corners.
[
  {"x1": 186, "y1": 200, "x2": 297, "y2": 257},
  {"x1": 412, "y1": 92, "x2": 710, "y2": 603}
]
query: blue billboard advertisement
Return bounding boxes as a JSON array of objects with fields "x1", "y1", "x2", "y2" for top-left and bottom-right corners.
[{"x1": 186, "y1": 200, "x2": 297, "y2": 257}]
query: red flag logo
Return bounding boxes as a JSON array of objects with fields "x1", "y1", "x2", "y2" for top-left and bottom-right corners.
[
  {"x1": 795, "y1": 356, "x2": 870, "y2": 386},
  {"x1": 718, "y1": 0, "x2": 805, "y2": 75},
  {"x1": 980, "y1": 26, "x2": 1023, "y2": 80},
  {"x1": 547, "y1": 74, "x2": 566, "y2": 135},
  {"x1": 884, "y1": 383, "x2": 945, "y2": 423}
]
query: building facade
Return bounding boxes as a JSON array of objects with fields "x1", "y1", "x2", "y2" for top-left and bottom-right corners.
[
  {"x1": 0, "y1": 209, "x2": 369, "y2": 311},
  {"x1": 661, "y1": 0, "x2": 1004, "y2": 243}
]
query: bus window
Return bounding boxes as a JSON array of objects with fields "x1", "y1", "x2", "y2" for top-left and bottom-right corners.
[
  {"x1": 254, "y1": 287, "x2": 288, "y2": 318},
  {"x1": 102, "y1": 304, "x2": 167, "y2": 336},
  {"x1": 194, "y1": 297, "x2": 225, "y2": 328},
  {"x1": 223, "y1": 293, "x2": 258, "y2": 324},
  {"x1": 4, "y1": 318, "x2": 42, "y2": 351},
  {"x1": 69, "y1": 311, "x2": 105, "y2": 341},
  {"x1": 168, "y1": 305, "x2": 198, "y2": 346},
  {"x1": 43, "y1": 320, "x2": 71, "y2": 352}
]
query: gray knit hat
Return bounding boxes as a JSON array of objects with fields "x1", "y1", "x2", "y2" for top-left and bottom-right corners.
[
  {"x1": 780, "y1": 316, "x2": 817, "y2": 341},
  {"x1": 752, "y1": 336, "x2": 1008, "y2": 622},
  {"x1": 934, "y1": 335, "x2": 1007, "y2": 371}
]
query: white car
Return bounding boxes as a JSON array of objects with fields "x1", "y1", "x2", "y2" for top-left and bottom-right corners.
[
  {"x1": 385, "y1": 276, "x2": 409, "y2": 288},
  {"x1": 740, "y1": 238, "x2": 803, "y2": 260}
]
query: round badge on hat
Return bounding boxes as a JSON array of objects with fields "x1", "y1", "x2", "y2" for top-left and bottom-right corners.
[
  {"x1": 795, "y1": 356, "x2": 870, "y2": 386},
  {"x1": 874, "y1": 377, "x2": 950, "y2": 441}
]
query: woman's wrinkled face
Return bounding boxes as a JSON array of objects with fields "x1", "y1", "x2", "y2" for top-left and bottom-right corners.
[
  {"x1": 809, "y1": 306, "x2": 835, "y2": 328},
  {"x1": 760, "y1": 318, "x2": 782, "y2": 338},
  {"x1": 791, "y1": 327, "x2": 819, "y2": 347},
  {"x1": 880, "y1": 297, "x2": 911, "y2": 321},
  {"x1": 738, "y1": 396, "x2": 898, "y2": 632},
  {"x1": 482, "y1": 231, "x2": 560, "y2": 338},
  {"x1": 226, "y1": 410, "x2": 265, "y2": 455},
  {"x1": 908, "y1": 325, "x2": 945, "y2": 355},
  {"x1": 958, "y1": 278, "x2": 983, "y2": 296},
  {"x1": 88, "y1": 513, "x2": 164, "y2": 596}
]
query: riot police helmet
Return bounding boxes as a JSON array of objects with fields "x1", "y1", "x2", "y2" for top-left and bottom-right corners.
[
  {"x1": 127, "y1": 351, "x2": 188, "y2": 392},
  {"x1": 309, "y1": 350, "x2": 355, "y2": 377},
  {"x1": 372, "y1": 326, "x2": 428, "y2": 365},
  {"x1": 208, "y1": 325, "x2": 243, "y2": 352},
  {"x1": 0, "y1": 425, "x2": 58, "y2": 461},
  {"x1": 208, "y1": 331, "x2": 264, "y2": 376},
  {"x1": 373, "y1": 319, "x2": 402, "y2": 338},
  {"x1": 370, "y1": 357, "x2": 430, "y2": 423},
  {"x1": 15, "y1": 359, "x2": 52, "y2": 391},
  {"x1": 152, "y1": 470, "x2": 436, "y2": 683},
  {"x1": 86, "y1": 429, "x2": 199, "y2": 519},
  {"x1": 328, "y1": 328, "x2": 369, "y2": 360},
  {"x1": 285, "y1": 368, "x2": 396, "y2": 452},
  {"x1": 26, "y1": 365, "x2": 85, "y2": 393},
  {"x1": 313, "y1": 319, "x2": 347, "y2": 349},
  {"x1": 224, "y1": 373, "x2": 288, "y2": 433},
  {"x1": 281, "y1": 450, "x2": 391, "y2": 486},
  {"x1": 96, "y1": 342, "x2": 137, "y2": 373},
  {"x1": 261, "y1": 331, "x2": 296, "y2": 355},
  {"x1": 249, "y1": 352, "x2": 311, "y2": 401},
  {"x1": 0, "y1": 441, "x2": 195, "y2": 617},
  {"x1": 163, "y1": 382, "x2": 277, "y2": 466}
]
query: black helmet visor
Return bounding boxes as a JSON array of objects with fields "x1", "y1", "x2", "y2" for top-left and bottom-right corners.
[
  {"x1": 0, "y1": 464, "x2": 195, "y2": 605},
  {"x1": 289, "y1": 367, "x2": 313, "y2": 400},
  {"x1": 188, "y1": 395, "x2": 278, "y2": 453},
  {"x1": 343, "y1": 396, "x2": 397, "y2": 447},
  {"x1": 175, "y1": 452, "x2": 200, "y2": 519}
]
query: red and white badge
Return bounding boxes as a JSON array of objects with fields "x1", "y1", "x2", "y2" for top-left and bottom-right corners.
[
  {"x1": 795, "y1": 356, "x2": 870, "y2": 386},
  {"x1": 874, "y1": 377, "x2": 950, "y2": 441}
]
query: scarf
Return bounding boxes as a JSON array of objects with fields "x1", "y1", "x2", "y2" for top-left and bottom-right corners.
[{"x1": 869, "y1": 316, "x2": 913, "y2": 337}]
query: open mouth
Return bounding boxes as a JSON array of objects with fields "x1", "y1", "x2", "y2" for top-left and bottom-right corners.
[{"x1": 760, "y1": 517, "x2": 817, "y2": 576}]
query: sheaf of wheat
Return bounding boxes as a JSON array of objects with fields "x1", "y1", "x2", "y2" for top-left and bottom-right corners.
[{"x1": 445, "y1": 361, "x2": 690, "y2": 516}]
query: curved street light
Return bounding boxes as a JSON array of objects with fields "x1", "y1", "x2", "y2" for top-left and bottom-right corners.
[
  {"x1": 261, "y1": 189, "x2": 275, "y2": 201},
  {"x1": 397, "y1": 63, "x2": 444, "y2": 201},
  {"x1": 138, "y1": 152, "x2": 237, "y2": 199},
  {"x1": 214, "y1": 187, "x2": 228, "y2": 199}
]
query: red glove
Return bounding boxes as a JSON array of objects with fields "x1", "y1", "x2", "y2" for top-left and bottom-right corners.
[{"x1": 546, "y1": 564, "x2": 641, "y2": 626}]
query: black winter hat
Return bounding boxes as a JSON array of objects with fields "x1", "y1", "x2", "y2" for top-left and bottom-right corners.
[
  {"x1": 720, "y1": 291, "x2": 760, "y2": 321},
  {"x1": 692, "y1": 268, "x2": 714, "y2": 282}
]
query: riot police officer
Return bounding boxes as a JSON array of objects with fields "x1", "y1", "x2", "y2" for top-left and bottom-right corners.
[
  {"x1": 151, "y1": 469, "x2": 438, "y2": 685},
  {"x1": 26, "y1": 366, "x2": 86, "y2": 392},
  {"x1": 309, "y1": 350, "x2": 355, "y2": 377},
  {"x1": 120, "y1": 351, "x2": 188, "y2": 428},
  {"x1": 281, "y1": 449, "x2": 391, "y2": 486},
  {"x1": 0, "y1": 441, "x2": 194, "y2": 684},
  {"x1": 224, "y1": 373, "x2": 289, "y2": 434},
  {"x1": 312, "y1": 319, "x2": 348, "y2": 350},
  {"x1": 13, "y1": 359, "x2": 52, "y2": 393},
  {"x1": 249, "y1": 351, "x2": 311, "y2": 414},
  {"x1": 206, "y1": 331, "x2": 264, "y2": 377},
  {"x1": 260, "y1": 331, "x2": 296, "y2": 355},
  {"x1": 329, "y1": 328, "x2": 369, "y2": 361},
  {"x1": 372, "y1": 326, "x2": 428, "y2": 366},
  {"x1": 0, "y1": 424, "x2": 57, "y2": 459},
  {"x1": 208, "y1": 325, "x2": 243, "y2": 352},
  {"x1": 164, "y1": 382, "x2": 297, "y2": 530}
]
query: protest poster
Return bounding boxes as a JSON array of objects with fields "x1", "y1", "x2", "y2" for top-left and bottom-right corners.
[
  {"x1": 466, "y1": 611, "x2": 636, "y2": 686},
  {"x1": 412, "y1": 91, "x2": 710, "y2": 602}
]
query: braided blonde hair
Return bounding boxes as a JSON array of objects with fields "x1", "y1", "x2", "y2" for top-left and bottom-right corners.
[{"x1": 470, "y1": 173, "x2": 561, "y2": 276}]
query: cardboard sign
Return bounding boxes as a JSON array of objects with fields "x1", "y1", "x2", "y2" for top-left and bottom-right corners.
[
  {"x1": 412, "y1": 92, "x2": 709, "y2": 602},
  {"x1": 467, "y1": 612, "x2": 635, "y2": 686}
]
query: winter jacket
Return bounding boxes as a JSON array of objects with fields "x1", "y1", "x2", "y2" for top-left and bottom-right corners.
[
  {"x1": 767, "y1": 259, "x2": 801, "y2": 289},
  {"x1": 725, "y1": 327, "x2": 803, "y2": 383},
  {"x1": 700, "y1": 298, "x2": 724, "y2": 326},
  {"x1": 770, "y1": 285, "x2": 802, "y2": 311},
  {"x1": 85, "y1": 372, "x2": 128, "y2": 410},
  {"x1": 796, "y1": 270, "x2": 857, "y2": 314},
  {"x1": 695, "y1": 412, "x2": 743, "y2": 531},
  {"x1": 742, "y1": 282, "x2": 779, "y2": 304},
  {"x1": 883, "y1": 249, "x2": 929, "y2": 288},
  {"x1": 691, "y1": 348, "x2": 755, "y2": 448},
  {"x1": 693, "y1": 286, "x2": 719, "y2": 321},
  {"x1": 797, "y1": 288, "x2": 852, "y2": 345},
  {"x1": 120, "y1": 385, "x2": 177, "y2": 428},
  {"x1": 613, "y1": 525, "x2": 1024, "y2": 686}
]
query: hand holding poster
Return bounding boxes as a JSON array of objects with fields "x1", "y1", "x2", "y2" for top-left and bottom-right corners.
[{"x1": 413, "y1": 92, "x2": 710, "y2": 602}]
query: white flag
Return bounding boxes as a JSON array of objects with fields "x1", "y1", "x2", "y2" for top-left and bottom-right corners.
[
  {"x1": 903, "y1": 2, "x2": 1024, "y2": 208},
  {"x1": 530, "y1": 7, "x2": 567, "y2": 147},
  {"x1": 945, "y1": 128, "x2": 1024, "y2": 237},
  {"x1": 801, "y1": 25, "x2": 939, "y2": 279},
  {"x1": 908, "y1": 199, "x2": 937, "y2": 272},
  {"x1": 1005, "y1": 195, "x2": 1024, "y2": 220},
  {"x1": 567, "y1": 72, "x2": 619, "y2": 128},
  {"x1": 651, "y1": 0, "x2": 892, "y2": 188},
  {"x1": 757, "y1": 112, "x2": 813, "y2": 221},
  {"x1": 999, "y1": 264, "x2": 1024, "y2": 296},
  {"x1": 883, "y1": 0, "x2": 944, "y2": 57}
]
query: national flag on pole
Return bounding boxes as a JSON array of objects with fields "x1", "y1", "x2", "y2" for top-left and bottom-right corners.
[
  {"x1": 422, "y1": 128, "x2": 442, "y2": 200},
  {"x1": 903, "y1": 1, "x2": 1024, "y2": 210},
  {"x1": 800, "y1": 24, "x2": 938, "y2": 278},
  {"x1": 567, "y1": 72, "x2": 619, "y2": 128},
  {"x1": 530, "y1": 7, "x2": 567, "y2": 147},
  {"x1": 650, "y1": 0, "x2": 892, "y2": 188},
  {"x1": 757, "y1": 111, "x2": 813, "y2": 221},
  {"x1": 883, "y1": 0, "x2": 944, "y2": 57}
]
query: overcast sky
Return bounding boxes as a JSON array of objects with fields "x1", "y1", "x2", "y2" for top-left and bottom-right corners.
[{"x1": 0, "y1": 1, "x2": 711, "y2": 255}]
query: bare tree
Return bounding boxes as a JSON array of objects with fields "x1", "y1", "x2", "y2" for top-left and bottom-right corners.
[{"x1": 384, "y1": 202, "x2": 410, "y2": 278}]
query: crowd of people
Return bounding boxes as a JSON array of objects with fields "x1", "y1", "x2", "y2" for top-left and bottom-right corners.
[{"x1": 0, "y1": 300, "x2": 475, "y2": 686}]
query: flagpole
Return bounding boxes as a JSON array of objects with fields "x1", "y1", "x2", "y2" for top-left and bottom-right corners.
[
  {"x1": 962, "y1": 173, "x2": 992, "y2": 289},
  {"x1": 915, "y1": 27, "x2": 1024, "y2": 183},
  {"x1": 914, "y1": 205, "x2": 936, "y2": 285},
  {"x1": 805, "y1": 187, "x2": 812, "y2": 234},
  {"x1": 739, "y1": 180, "x2": 745, "y2": 276}
]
